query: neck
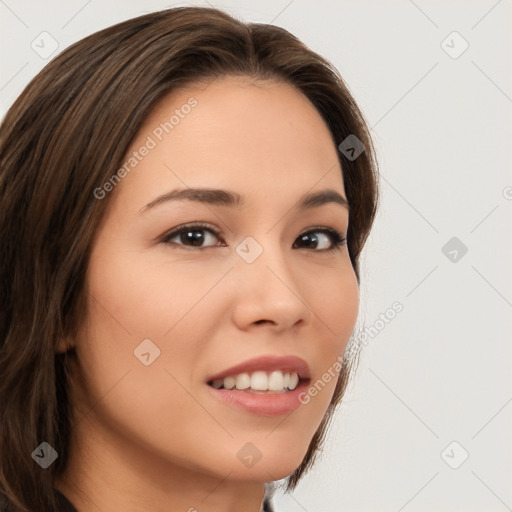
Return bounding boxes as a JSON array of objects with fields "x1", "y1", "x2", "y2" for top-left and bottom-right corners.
[{"x1": 54, "y1": 416, "x2": 268, "y2": 512}]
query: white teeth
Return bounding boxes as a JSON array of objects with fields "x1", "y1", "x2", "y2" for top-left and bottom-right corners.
[
  {"x1": 223, "y1": 376, "x2": 236, "y2": 390},
  {"x1": 213, "y1": 370, "x2": 300, "y2": 392},
  {"x1": 235, "y1": 373, "x2": 251, "y2": 390},
  {"x1": 251, "y1": 371, "x2": 268, "y2": 390},
  {"x1": 288, "y1": 372, "x2": 299, "y2": 390},
  {"x1": 268, "y1": 371, "x2": 284, "y2": 391}
]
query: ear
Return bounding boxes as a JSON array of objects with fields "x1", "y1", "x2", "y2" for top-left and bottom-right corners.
[{"x1": 55, "y1": 337, "x2": 75, "y2": 354}]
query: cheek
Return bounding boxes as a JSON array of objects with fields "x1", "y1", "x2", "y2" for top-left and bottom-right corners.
[
  {"x1": 85, "y1": 241, "x2": 229, "y2": 341},
  {"x1": 71, "y1": 289, "x2": 224, "y2": 472},
  {"x1": 75, "y1": 244, "x2": 232, "y2": 436},
  {"x1": 328, "y1": 273, "x2": 359, "y2": 339},
  {"x1": 311, "y1": 260, "x2": 360, "y2": 350},
  {"x1": 303, "y1": 263, "x2": 359, "y2": 403},
  {"x1": 75, "y1": 259, "x2": 215, "y2": 421}
]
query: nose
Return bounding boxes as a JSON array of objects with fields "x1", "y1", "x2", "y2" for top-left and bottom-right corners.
[{"x1": 229, "y1": 236, "x2": 313, "y2": 334}]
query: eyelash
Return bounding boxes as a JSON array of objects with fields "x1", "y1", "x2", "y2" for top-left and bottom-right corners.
[{"x1": 161, "y1": 222, "x2": 347, "y2": 254}]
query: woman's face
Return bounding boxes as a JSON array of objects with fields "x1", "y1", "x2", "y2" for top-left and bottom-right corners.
[{"x1": 67, "y1": 76, "x2": 359, "y2": 485}]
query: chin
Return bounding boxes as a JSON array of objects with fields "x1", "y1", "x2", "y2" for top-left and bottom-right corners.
[
  {"x1": 219, "y1": 439, "x2": 310, "y2": 482},
  {"x1": 227, "y1": 461, "x2": 303, "y2": 483}
]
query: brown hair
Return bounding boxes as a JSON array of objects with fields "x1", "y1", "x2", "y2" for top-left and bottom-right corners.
[{"x1": 0, "y1": 6, "x2": 379, "y2": 511}]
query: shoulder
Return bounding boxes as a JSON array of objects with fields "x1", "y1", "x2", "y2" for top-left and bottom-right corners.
[
  {"x1": 55, "y1": 489, "x2": 78, "y2": 511},
  {"x1": 263, "y1": 497, "x2": 275, "y2": 512},
  {"x1": 0, "y1": 490, "x2": 77, "y2": 512},
  {"x1": 2, "y1": 490, "x2": 273, "y2": 511}
]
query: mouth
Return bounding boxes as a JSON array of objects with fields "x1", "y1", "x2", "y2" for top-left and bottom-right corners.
[
  {"x1": 205, "y1": 355, "x2": 312, "y2": 416},
  {"x1": 207, "y1": 370, "x2": 305, "y2": 394}
]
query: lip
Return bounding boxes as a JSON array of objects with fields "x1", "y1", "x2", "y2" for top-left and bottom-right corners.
[
  {"x1": 205, "y1": 354, "x2": 311, "y2": 382},
  {"x1": 205, "y1": 355, "x2": 311, "y2": 417},
  {"x1": 206, "y1": 380, "x2": 309, "y2": 416}
]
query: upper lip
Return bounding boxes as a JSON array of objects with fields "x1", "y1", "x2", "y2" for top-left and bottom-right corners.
[{"x1": 206, "y1": 355, "x2": 311, "y2": 383}]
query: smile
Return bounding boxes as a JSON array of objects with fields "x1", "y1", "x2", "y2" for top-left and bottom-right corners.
[{"x1": 208, "y1": 370, "x2": 300, "y2": 393}]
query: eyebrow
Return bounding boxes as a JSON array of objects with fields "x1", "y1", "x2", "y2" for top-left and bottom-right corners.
[{"x1": 140, "y1": 187, "x2": 349, "y2": 213}]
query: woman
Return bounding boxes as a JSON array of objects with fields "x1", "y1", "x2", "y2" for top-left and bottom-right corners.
[{"x1": 0, "y1": 6, "x2": 379, "y2": 511}]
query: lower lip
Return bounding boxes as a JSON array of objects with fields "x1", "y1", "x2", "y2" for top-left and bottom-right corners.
[{"x1": 206, "y1": 381, "x2": 309, "y2": 416}]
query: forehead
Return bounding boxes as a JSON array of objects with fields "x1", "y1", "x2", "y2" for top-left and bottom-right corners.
[{"x1": 112, "y1": 75, "x2": 345, "y2": 212}]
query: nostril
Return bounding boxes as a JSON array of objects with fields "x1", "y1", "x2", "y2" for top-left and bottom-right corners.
[{"x1": 253, "y1": 319, "x2": 275, "y2": 326}]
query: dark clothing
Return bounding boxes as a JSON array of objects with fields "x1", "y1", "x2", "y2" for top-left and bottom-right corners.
[
  {"x1": 1, "y1": 488, "x2": 275, "y2": 511},
  {"x1": 55, "y1": 490, "x2": 78, "y2": 511},
  {"x1": 0, "y1": 491, "x2": 75, "y2": 512}
]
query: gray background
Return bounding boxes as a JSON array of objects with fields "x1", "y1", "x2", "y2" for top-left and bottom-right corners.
[{"x1": 1, "y1": 1, "x2": 511, "y2": 510}]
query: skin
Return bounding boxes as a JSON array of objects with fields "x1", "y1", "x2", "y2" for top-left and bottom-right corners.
[{"x1": 54, "y1": 75, "x2": 359, "y2": 512}]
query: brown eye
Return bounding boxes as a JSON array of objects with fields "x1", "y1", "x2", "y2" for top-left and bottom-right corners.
[
  {"x1": 293, "y1": 228, "x2": 347, "y2": 253},
  {"x1": 162, "y1": 223, "x2": 225, "y2": 248}
]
